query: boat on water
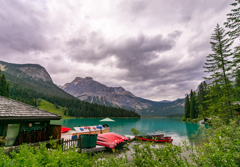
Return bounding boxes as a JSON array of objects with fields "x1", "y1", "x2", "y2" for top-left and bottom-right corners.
[{"x1": 136, "y1": 135, "x2": 173, "y2": 143}]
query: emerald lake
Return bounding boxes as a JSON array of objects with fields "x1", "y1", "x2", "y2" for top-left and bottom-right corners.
[{"x1": 51, "y1": 118, "x2": 202, "y2": 146}]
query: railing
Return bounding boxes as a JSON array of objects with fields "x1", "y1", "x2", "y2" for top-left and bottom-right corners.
[
  {"x1": 2, "y1": 136, "x2": 85, "y2": 155},
  {"x1": 60, "y1": 136, "x2": 84, "y2": 152}
]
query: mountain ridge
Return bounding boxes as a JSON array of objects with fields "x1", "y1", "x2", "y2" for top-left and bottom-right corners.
[{"x1": 61, "y1": 77, "x2": 184, "y2": 116}]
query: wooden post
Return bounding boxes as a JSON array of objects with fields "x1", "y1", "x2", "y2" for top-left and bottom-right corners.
[
  {"x1": 61, "y1": 138, "x2": 64, "y2": 152},
  {"x1": 80, "y1": 136, "x2": 84, "y2": 153}
]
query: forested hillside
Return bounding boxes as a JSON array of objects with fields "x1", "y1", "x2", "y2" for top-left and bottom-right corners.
[{"x1": 0, "y1": 61, "x2": 140, "y2": 117}]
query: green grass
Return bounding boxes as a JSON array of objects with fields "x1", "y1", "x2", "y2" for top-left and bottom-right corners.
[{"x1": 38, "y1": 99, "x2": 73, "y2": 118}]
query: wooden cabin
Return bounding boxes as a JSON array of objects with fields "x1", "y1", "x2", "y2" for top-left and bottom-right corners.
[{"x1": 0, "y1": 95, "x2": 61, "y2": 147}]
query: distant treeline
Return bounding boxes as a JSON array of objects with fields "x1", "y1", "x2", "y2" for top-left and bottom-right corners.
[
  {"x1": 166, "y1": 114, "x2": 184, "y2": 118},
  {"x1": 9, "y1": 83, "x2": 140, "y2": 117}
]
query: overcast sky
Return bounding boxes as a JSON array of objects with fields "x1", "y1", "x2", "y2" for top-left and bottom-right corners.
[{"x1": 0, "y1": 0, "x2": 233, "y2": 101}]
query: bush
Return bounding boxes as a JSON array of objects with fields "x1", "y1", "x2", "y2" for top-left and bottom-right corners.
[{"x1": 182, "y1": 117, "x2": 186, "y2": 121}]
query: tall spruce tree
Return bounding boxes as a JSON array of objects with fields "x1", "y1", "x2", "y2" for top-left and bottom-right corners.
[
  {"x1": 224, "y1": 0, "x2": 240, "y2": 40},
  {"x1": 224, "y1": 1, "x2": 240, "y2": 74},
  {"x1": 204, "y1": 24, "x2": 235, "y2": 120},
  {"x1": 190, "y1": 90, "x2": 197, "y2": 119},
  {"x1": 184, "y1": 94, "x2": 190, "y2": 119}
]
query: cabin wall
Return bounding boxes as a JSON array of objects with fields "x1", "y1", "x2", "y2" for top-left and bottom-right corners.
[
  {"x1": 0, "y1": 120, "x2": 52, "y2": 147},
  {"x1": 21, "y1": 121, "x2": 50, "y2": 132},
  {"x1": 0, "y1": 124, "x2": 3, "y2": 136}
]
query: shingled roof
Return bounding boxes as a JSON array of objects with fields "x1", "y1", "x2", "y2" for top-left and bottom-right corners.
[{"x1": 0, "y1": 95, "x2": 61, "y2": 121}]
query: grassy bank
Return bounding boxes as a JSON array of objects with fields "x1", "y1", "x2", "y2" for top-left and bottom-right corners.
[{"x1": 38, "y1": 99, "x2": 73, "y2": 118}]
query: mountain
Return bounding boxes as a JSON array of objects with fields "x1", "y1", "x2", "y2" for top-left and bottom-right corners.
[
  {"x1": 158, "y1": 100, "x2": 172, "y2": 103},
  {"x1": 0, "y1": 60, "x2": 140, "y2": 118},
  {"x1": 61, "y1": 77, "x2": 185, "y2": 117},
  {"x1": 0, "y1": 60, "x2": 73, "y2": 99}
]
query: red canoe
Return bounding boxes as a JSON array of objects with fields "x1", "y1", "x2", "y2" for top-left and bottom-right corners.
[
  {"x1": 97, "y1": 135, "x2": 121, "y2": 144},
  {"x1": 97, "y1": 141, "x2": 115, "y2": 149},
  {"x1": 136, "y1": 136, "x2": 173, "y2": 143},
  {"x1": 99, "y1": 134, "x2": 124, "y2": 143},
  {"x1": 106, "y1": 133, "x2": 129, "y2": 141},
  {"x1": 61, "y1": 127, "x2": 71, "y2": 133}
]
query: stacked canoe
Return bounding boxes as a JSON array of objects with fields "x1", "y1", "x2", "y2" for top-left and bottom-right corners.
[{"x1": 96, "y1": 133, "x2": 129, "y2": 149}]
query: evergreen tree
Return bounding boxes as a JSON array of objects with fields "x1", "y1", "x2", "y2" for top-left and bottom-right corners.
[
  {"x1": 184, "y1": 94, "x2": 190, "y2": 119},
  {"x1": 190, "y1": 90, "x2": 196, "y2": 119},
  {"x1": 224, "y1": 0, "x2": 240, "y2": 40},
  {"x1": 197, "y1": 81, "x2": 208, "y2": 118},
  {"x1": 203, "y1": 24, "x2": 235, "y2": 120},
  {"x1": 224, "y1": 1, "x2": 240, "y2": 75},
  {"x1": 0, "y1": 71, "x2": 10, "y2": 98},
  {"x1": 1, "y1": 74, "x2": 9, "y2": 97},
  {"x1": 235, "y1": 69, "x2": 240, "y2": 100}
]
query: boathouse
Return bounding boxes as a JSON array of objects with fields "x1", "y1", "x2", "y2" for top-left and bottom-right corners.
[{"x1": 0, "y1": 95, "x2": 61, "y2": 147}]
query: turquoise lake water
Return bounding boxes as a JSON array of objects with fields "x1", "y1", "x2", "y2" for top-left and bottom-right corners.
[{"x1": 51, "y1": 118, "x2": 202, "y2": 146}]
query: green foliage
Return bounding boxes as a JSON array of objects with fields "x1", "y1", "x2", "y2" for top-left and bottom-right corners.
[
  {"x1": 0, "y1": 71, "x2": 10, "y2": 98},
  {"x1": 197, "y1": 82, "x2": 208, "y2": 118},
  {"x1": 38, "y1": 99, "x2": 72, "y2": 118},
  {"x1": 54, "y1": 103, "x2": 60, "y2": 109},
  {"x1": 235, "y1": 69, "x2": 240, "y2": 100},
  {"x1": 190, "y1": 90, "x2": 197, "y2": 119},
  {"x1": 184, "y1": 94, "x2": 190, "y2": 119},
  {"x1": 130, "y1": 141, "x2": 193, "y2": 167},
  {"x1": 131, "y1": 128, "x2": 140, "y2": 136},
  {"x1": 181, "y1": 117, "x2": 186, "y2": 121},
  {"x1": 203, "y1": 24, "x2": 236, "y2": 121},
  {"x1": 0, "y1": 143, "x2": 98, "y2": 167},
  {"x1": 188, "y1": 117, "x2": 240, "y2": 166},
  {"x1": 224, "y1": 0, "x2": 240, "y2": 40}
]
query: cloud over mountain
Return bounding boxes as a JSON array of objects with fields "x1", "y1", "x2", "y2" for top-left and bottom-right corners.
[{"x1": 0, "y1": 0, "x2": 232, "y2": 101}]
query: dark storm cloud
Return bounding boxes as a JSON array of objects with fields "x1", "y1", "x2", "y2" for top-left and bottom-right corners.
[
  {"x1": 108, "y1": 32, "x2": 180, "y2": 80},
  {"x1": 69, "y1": 31, "x2": 182, "y2": 81},
  {"x1": 0, "y1": 0, "x2": 233, "y2": 101}
]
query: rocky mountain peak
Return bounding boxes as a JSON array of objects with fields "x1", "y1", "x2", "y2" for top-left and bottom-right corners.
[
  {"x1": 18, "y1": 65, "x2": 53, "y2": 82},
  {"x1": 85, "y1": 77, "x2": 93, "y2": 80},
  {"x1": 72, "y1": 77, "x2": 93, "y2": 83},
  {"x1": 0, "y1": 61, "x2": 53, "y2": 83}
]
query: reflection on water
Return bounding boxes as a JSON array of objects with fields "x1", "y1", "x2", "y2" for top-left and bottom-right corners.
[{"x1": 51, "y1": 117, "x2": 202, "y2": 146}]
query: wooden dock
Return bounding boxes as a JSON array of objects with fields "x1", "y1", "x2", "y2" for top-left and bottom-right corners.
[
  {"x1": 82, "y1": 135, "x2": 135, "y2": 153},
  {"x1": 61, "y1": 131, "x2": 135, "y2": 153}
]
